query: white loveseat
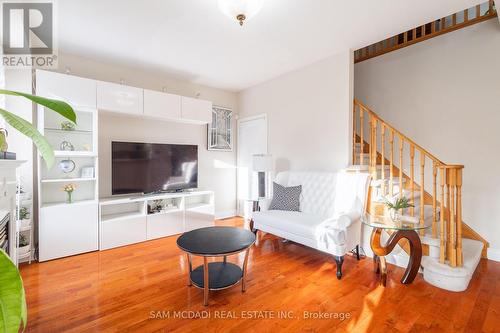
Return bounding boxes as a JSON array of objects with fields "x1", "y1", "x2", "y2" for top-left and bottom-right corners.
[{"x1": 251, "y1": 171, "x2": 371, "y2": 279}]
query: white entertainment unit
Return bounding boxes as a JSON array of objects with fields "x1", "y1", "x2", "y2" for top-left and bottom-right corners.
[
  {"x1": 35, "y1": 69, "x2": 215, "y2": 261},
  {"x1": 99, "y1": 191, "x2": 214, "y2": 250}
]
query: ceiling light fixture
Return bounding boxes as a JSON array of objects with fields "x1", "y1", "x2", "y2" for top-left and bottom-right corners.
[{"x1": 217, "y1": 0, "x2": 263, "y2": 26}]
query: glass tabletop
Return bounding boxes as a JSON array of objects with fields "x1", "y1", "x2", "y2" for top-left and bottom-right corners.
[{"x1": 361, "y1": 214, "x2": 431, "y2": 231}]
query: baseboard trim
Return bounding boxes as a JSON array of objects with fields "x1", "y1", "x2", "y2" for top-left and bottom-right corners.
[
  {"x1": 487, "y1": 248, "x2": 500, "y2": 262},
  {"x1": 215, "y1": 210, "x2": 237, "y2": 220}
]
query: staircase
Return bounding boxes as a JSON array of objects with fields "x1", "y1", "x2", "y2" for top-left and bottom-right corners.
[{"x1": 351, "y1": 100, "x2": 488, "y2": 291}]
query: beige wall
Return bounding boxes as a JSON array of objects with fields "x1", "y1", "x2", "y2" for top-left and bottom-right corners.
[
  {"x1": 56, "y1": 53, "x2": 238, "y2": 217},
  {"x1": 355, "y1": 20, "x2": 500, "y2": 259},
  {"x1": 238, "y1": 50, "x2": 354, "y2": 173}
]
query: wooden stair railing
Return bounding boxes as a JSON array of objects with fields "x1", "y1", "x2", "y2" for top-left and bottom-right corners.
[
  {"x1": 355, "y1": 0, "x2": 497, "y2": 63},
  {"x1": 353, "y1": 100, "x2": 489, "y2": 267}
]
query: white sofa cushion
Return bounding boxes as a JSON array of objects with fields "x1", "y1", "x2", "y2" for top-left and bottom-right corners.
[
  {"x1": 253, "y1": 210, "x2": 348, "y2": 255},
  {"x1": 253, "y1": 210, "x2": 326, "y2": 240}
]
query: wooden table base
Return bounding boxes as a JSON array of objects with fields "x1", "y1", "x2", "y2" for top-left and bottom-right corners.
[{"x1": 370, "y1": 228, "x2": 422, "y2": 286}]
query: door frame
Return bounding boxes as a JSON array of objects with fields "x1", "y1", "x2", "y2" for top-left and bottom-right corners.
[{"x1": 236, "y1": 113, "x2": 268, "y2": 216}]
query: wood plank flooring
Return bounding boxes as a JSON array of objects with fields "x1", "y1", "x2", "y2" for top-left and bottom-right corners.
[{"x1": 20, "y1": 218, "x2": 500, "y2": 332}]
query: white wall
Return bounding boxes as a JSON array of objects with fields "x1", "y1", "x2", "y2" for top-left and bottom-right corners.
[
  {"x1": 238, "y1": 50, "x2": 354, "y2": 173},
  {"x1": 355, "y1": 20, "x2": 500, "y2": 260},
  {"x1": 56, "y1": 53, "x2": 238, "y2": 218}
]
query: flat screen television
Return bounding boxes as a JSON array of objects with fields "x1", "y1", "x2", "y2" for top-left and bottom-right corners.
[{"x1": 112, "y1": 141, "x2": 198, "y2": 195}]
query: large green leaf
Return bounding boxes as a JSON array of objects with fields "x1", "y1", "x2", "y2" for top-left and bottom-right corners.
[
  {"x1": 0, "y1": 250, "x2": 27, "y2": 333},
  {"x1": 0, "y1": 109, "x2": 55, "y2": 169},
  {"x1": 0, "y1": 89, "x2": 76, "y2": 124}
]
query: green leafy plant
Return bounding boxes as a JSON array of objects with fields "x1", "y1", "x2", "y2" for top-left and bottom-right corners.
[
  {"x1": 0, "y1": 89, "x2": 76, "y2": 169},
  {"x1": 384, "y1": 196, "x2": 414, "y2": 211},
  {"x1": 17, "y1": 207, "x2": 30, "y2": 221},
  {"x1": 18, "y1": 235, "x2": 29, "y2": 248},
  {"x1": 0, "y1": 250, "x2": 27, "y2": 333},
  {"x1": 60, "y1": 121, "x2": 75, "y2": 131}
]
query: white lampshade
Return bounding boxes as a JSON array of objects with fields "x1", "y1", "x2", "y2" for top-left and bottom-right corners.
[
  {"x1": 252, "y1": 154, "x2": 273, "y2": 172},
  {"x1": 217, "y1": 0, "x2": 263, "y2": 26}
]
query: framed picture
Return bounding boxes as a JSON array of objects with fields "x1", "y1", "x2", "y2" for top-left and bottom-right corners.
[
  {"x1": 208, "y1": 106, "x2": 232, "y2": 151},
  {"x1": 80, "y1": 166, "x2": 95, "y2": 178}
]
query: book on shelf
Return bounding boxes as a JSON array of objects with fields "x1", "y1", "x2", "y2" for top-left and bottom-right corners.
[{"x1": 0, "y1": 151, "x2": 16, "y2": 160}]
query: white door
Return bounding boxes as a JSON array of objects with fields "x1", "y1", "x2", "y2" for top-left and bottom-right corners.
[{"x1": 237, "y1": 115, "x2": 268, "y2": 217}]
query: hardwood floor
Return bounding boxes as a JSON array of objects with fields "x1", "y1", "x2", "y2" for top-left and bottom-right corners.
[{"x1": 21, "y1": 217, "x2": 500, "y2": 333}]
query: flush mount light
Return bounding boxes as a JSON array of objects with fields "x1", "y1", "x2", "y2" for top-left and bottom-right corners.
[{"x1": 217, "y1": 0, "x2": 263, "y2": 26}]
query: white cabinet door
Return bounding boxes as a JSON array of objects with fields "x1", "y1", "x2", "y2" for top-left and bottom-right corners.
[
  {"x1": 147, "y1": 211, "x2": 184, "y2": 240},
  {"x1": 36, "y1": 70, "x2": 96, "y2": 108},
  {"x1": 144, "y1": 89, "x2": 181, "y2": 120},
  {"x1": 39, "y1": 201, "x2": 98, "y2": 261},
  {"x1": 181, "y1": 96, "x2": 212, "y2": 123},
  {"x1": 185, "y1": 205, "x2": 215, "y2": 232},
  {"x1": 97, "y1": 81, "x2": 143, "y2": 115},
  {"x1": 100, "y1": 216, "x2": 147, "y2": 250}
]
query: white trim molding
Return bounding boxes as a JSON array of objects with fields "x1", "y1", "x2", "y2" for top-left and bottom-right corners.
[{"x1": 488, "y1": 247, "x2": 500, "y2": 262}]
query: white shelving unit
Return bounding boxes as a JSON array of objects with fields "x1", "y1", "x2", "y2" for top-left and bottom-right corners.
[
  {"x1": 99, "y1": 191, "x2": 214, "y2": 250},
  {"x1": 16, "y1": 190, "x2": 33, "y2": 264},
  {"x1": 34, "y1": 69, "x2": 216, "y2": 261},
  {"x1": 36, "y1": 70, "x2": 99, "y2": 262}
]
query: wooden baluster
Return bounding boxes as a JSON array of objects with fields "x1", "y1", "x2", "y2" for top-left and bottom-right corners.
[
  {"x1": 399, "y1": 135, "x2": 404, "y2": 200},
  {"x1": 404, "y1": 31, "x2": 408, "y2": 43},
  {"x1": 441, "y1": 17, "x2": 446, "y2": 30},
  {"x1": 368, "y1": 116, "x2": 372, "y2": 170},
  {"x1": 476, "y1": 4, "x2": 481, "y2": 18},
  {"x1": 432, "y1": 162, "x2": 438, "y2": 238},
  {"x1": 489, "y1": 0, "x2": 494, "y2": 15},
  {"x1": 410, "y1": 146, "x2": 415, "y2": 216},
  {"x1": 432, "y1": 20, "x2": 437, "y2": 33},
  {"x1": 419, "y1": 154, "x2": 425, "y2": 236},
  {"x1": 464, "y1": 8, "x2": 469, "y2": 22},
  {"x1": 360, "y1": 108, "x2": 364, "y2": 166},
  {"x1": 439, "y1": 167, "x2": 446, "y2": 263},
  {"x1": 389, "y1": 130, "x2": 394, "y2": 197},
  {"x1": 381, "y1": 124, "x2": 386, "y2": 196},
  {"x1": 449, "y1": 168, "x2": 457, "y2": 267},
  {"x1": 446, "y1": 169, "x2": 451, "y2": 262},
  {"x1": 412, "y1": 28, "x2": 417, "y2": 41},
  {"x1": 452, "y1": 13, "x2": 457, "y2": 26},
  {"x1": 456, "y1": 168, "x2": 463, "y2": 267},
  {"x1": 371, "y1": 117, "x2": 377, "y2": 181},
  {"x1": 352, "y1": 104, "x2": 356, "y2": 164}
]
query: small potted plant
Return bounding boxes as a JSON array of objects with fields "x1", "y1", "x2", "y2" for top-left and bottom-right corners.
[
  {"x1": 17, "y1": 207, "x2": 31, "y2": 230},
  {"x1": 17, "y1": 234, "x2": 30, "y2": 256},
  {"x1": 384, "y1": 196, "x2": 414, "y2": 221},
  {"x1": 63, "y1": 183, "x2": 77, "y2": 203},
  {"x1": 61, "y1": 121, "x2": 75, "y2": 131}
]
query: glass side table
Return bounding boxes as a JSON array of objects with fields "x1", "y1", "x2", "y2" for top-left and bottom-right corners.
[{"x1": 362, "y1": 214, "x2": 430, "y2": 286}]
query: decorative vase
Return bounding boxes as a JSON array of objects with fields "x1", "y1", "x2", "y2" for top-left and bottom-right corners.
[
  {"x1": 66, "y1": 191, "x2": 73, "y2": 204},
  {"x1": 390, "y1": 208, "x2": 401, "y2": 222}
]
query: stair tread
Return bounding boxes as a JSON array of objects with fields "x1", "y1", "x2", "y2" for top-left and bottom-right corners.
[{"x1": 422, "y1": 238, "x2": 483, "y2": 276}]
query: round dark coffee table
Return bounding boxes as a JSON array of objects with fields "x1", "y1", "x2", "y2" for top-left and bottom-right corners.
[{"x1": 177, "y1": 226, "x2": 256, "y2": 306}]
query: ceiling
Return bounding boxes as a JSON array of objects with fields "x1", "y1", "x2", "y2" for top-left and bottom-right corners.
[{"x1": 58, "y1": 0, "x2": 484, "y2": 92}]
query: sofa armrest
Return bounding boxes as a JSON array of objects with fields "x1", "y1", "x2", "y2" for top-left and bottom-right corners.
[
  {"x1": 258, "y1": 198, "x2": 272, "y2": 212},
  {"x1": 333, "y1": 211, "x2": 361, "y2": 229}
]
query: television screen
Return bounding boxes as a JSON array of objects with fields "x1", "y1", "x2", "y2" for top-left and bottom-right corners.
[{"x1": 112, "y1": 142, "x2": 198, "y2": 195}]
